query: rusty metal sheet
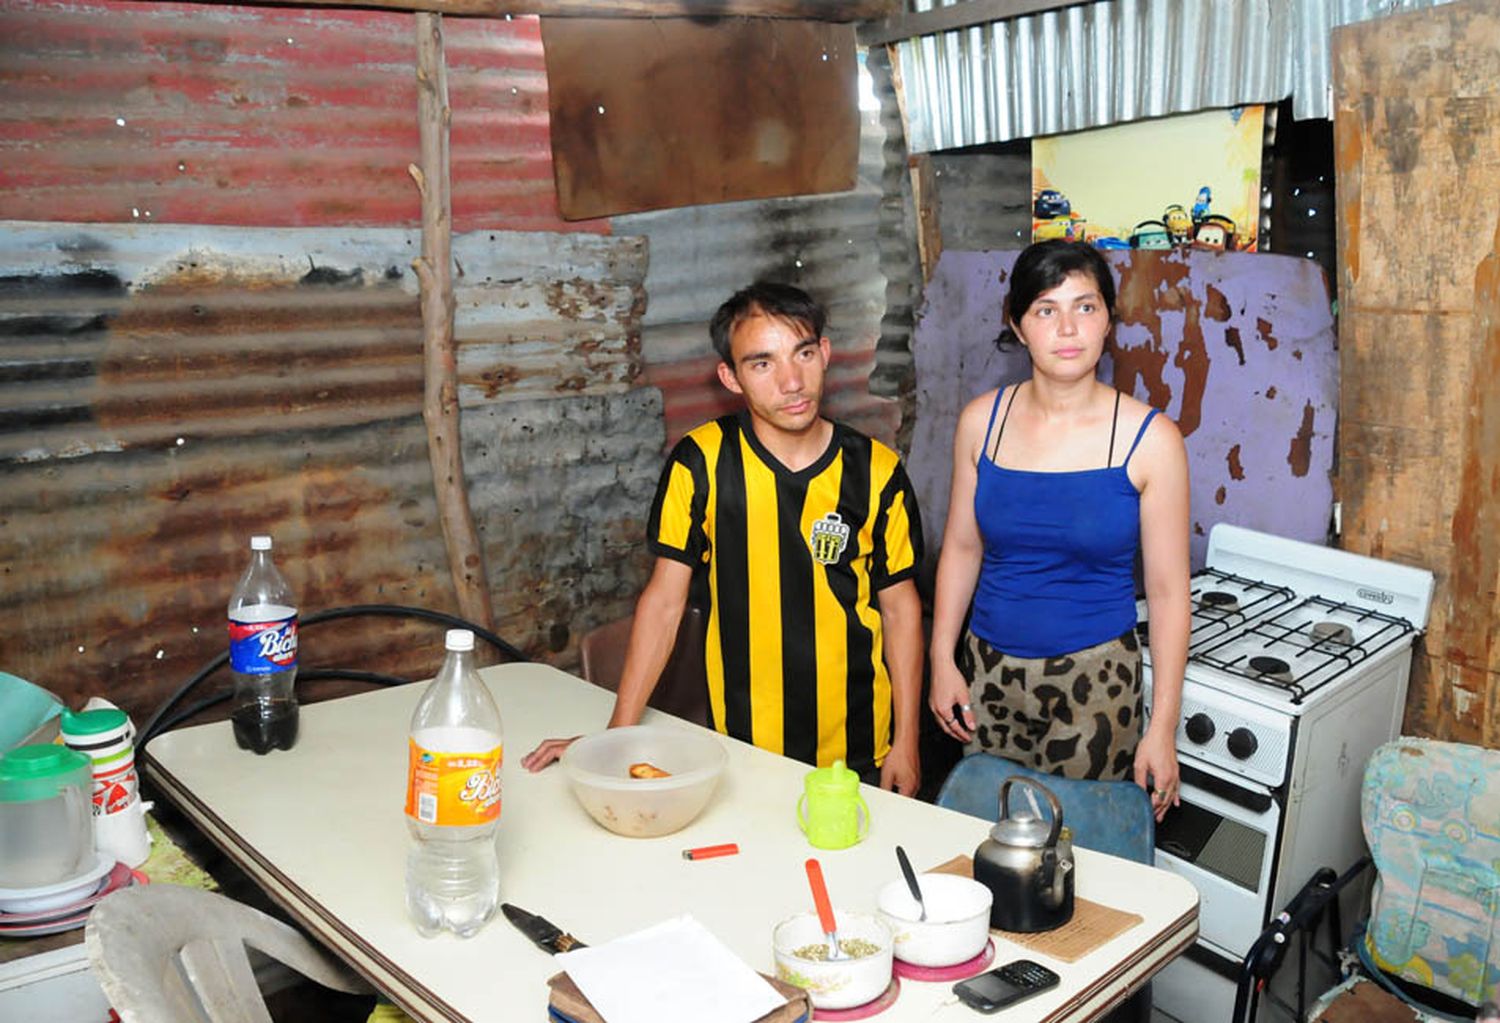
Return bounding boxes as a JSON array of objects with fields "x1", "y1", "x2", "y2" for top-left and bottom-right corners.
[
  {"x1": 0, "y1": 0, "x2": 604, "y2": 234},
  {"x1": 0, "y1": 221, "x2": 647, "y2": 464},
  {"x1": 0, "y1": 219, "x2": 649, "y2": 722},
  {"x1": 909, "y1": 247, "x2": 1337, "y2": 571},
  {"x1": 540, "y1": 17, "x2": 859, "y2": 220}
]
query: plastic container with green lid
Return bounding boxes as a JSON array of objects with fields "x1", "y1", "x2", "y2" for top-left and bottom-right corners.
[
  {"x1": 60, "y1": 706, "x2": 130, "y2": 744},
  {"x1": 0, "y1": 743, "x2": 94, "y2": 887}
]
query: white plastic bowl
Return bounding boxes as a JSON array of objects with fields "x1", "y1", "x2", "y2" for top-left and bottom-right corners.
[
  {"x1": 772, "y1": 911, "x2": 893, "y2": 1009},
  {"x1": 876, "y1": 873, "x2": 993, "y2": 966},
  {"x1": 560, "y1": 725, "x2": 727, "y2": 838}
]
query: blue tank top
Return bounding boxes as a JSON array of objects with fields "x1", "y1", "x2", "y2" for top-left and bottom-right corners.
[{"x1": 969, "y1": 385, "x2": 1158, "y2": 659}]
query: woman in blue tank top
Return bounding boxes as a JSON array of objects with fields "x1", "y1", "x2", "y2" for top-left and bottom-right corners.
[{"x1": 929, "y1": 241, "x2": 1190, "y2": 822}]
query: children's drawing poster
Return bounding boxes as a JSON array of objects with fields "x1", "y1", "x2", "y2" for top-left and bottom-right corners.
[{"x1": 1031, "y1": 106, "x2": 1264, "y2": 253}]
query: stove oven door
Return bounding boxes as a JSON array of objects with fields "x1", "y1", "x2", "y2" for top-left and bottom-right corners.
[{"x1": 1153, "y1": 756, "x2": 1280, "y2": 957}]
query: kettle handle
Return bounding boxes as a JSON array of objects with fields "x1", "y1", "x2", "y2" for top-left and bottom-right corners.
[{"x1": 998, "y1": 777, "x2": 1064, "y2": 848}]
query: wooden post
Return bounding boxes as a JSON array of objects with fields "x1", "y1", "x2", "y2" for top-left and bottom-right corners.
[{"x1": 411, "y1": 12, "x2": 496, "y2": 631}]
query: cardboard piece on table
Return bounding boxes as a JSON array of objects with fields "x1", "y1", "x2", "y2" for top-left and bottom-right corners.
[
  {"x1": 931, "y1": 855, "x2": 1144, "y2": 964},
  {"x1": 539, "y1": 17, "x2": 859, "y2": 220},
  {"x1": 547, "y1": 970, "x2": 812, "y2": 1023}
]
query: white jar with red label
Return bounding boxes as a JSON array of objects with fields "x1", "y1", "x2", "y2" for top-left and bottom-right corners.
[{"x1": 59, "y1": 706, "x2": 151, "y2": 866}]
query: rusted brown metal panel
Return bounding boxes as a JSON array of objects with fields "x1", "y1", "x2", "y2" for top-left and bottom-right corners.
[
  {"x1": 110, "y1": 0, "x2": 897, "y2": 18},
  {"x1": 541, "y1": 17, "x2": 859, "y2": 220},
  {"x1": 0, "y1": 221, "x2": 650, "y2": 725},
  {"x1": 0, "y1": 0, "x2": 606, "y2": 234},
  {"x1": 1332, "y1": 0, "x2": 1500, "y2": 745}
]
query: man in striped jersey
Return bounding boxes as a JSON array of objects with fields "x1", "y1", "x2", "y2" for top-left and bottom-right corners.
[{"x1": 524, "y1": 283, "x2": 925, "y2": 795}]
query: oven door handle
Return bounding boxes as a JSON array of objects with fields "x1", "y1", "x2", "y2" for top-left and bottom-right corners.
[{"x1": 1180, "y1": 763, "x2": 1275, "y2": 813}]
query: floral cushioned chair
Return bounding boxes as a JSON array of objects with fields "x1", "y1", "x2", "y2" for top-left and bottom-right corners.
[
  {"x1": 1236, "y1": 738, "x2": 1500, "y2": 1023},
  {"x1": 1356, "y1": 737, "x2": 1500, "y2": 1012}
]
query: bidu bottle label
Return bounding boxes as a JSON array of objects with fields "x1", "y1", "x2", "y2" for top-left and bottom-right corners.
[
  {"x1": 405, "y1": 739, "x2": 503, "y2": 827},
  {"x1": 228, "y1": 615, "x2": 299, "y2": 674}
]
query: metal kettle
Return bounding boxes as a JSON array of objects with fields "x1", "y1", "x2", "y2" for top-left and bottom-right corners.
[{"x1": 972, "y1": 777, "x2": 1075, "y2": 932}]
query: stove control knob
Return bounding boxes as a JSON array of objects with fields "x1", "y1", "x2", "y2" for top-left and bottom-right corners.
[
  {"x1": 1228, "y1": 727, "x2": 1259, "y2": 760},
  {"x1": 1185, "y1": 713, "x2": 1215, "y2": 745}
]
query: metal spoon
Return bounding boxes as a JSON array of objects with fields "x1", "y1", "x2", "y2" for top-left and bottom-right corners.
[
  {"x1": 895, "y1": 844, "x2": 926, "y2": 921},
  {"x1": 804, "y1": 858, "x2": 845, "y2": 960}
]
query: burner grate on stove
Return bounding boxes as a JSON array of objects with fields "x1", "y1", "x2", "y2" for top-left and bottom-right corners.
[
  {"x1": 1183, "y1": 568, "x2": 1298, "y2": 650},
  {"x1": 1191, "y1": 595, "x2": 1417, "y2": 702}
]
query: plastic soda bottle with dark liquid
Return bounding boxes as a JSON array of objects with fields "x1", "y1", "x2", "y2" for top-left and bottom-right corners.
[{"x1": 227, "y1": 535, "x2": 300, "y2": 754}]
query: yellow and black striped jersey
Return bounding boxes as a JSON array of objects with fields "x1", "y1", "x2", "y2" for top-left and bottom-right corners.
[{"x1": 647, "y1": 413, "x2": 923, "y2": 775}]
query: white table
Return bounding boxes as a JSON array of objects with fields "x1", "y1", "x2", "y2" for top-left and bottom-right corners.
[{"x1": 143, "y1": 664, "x2": 1197, "y2": 1022}]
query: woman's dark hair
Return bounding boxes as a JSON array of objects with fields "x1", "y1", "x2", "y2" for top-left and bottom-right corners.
[
  {"x1": 709, "y1": 282, "x2": 826, "y2": 366},
  {"x1": 997, "y1": 240, "x2": 1117, "y2": 350}
]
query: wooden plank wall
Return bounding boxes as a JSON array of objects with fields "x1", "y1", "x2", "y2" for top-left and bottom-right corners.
[{"x1": 1333, "y1": 0, "x2": 1500, "y2": 744}]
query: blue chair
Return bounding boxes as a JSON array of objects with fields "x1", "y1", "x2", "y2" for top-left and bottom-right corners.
[{"x1": 935, "y1": 752, "x2": 1156, "y2": 864}]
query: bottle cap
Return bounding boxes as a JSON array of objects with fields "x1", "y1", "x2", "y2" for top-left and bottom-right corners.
[
  {"x1": 445, "y1": 629, "x2": 475, "y2": 652},
  {"x1": 250, "y1": 535, "x2": 272, "y2": 551}
]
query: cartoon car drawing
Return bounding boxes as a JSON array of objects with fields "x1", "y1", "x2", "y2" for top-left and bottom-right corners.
[
  {"x1": 1092, "y1": 236, "x2": 1131, "y2": 251},
  {"x1": 1033, "y1": 189, "x2": 1071, "y2": 219},
  {"x1": 1192, "y1": 186, "x2": 1212, "y2": 224},
  {"x1": 1192, "y1": 215, "x2": 1237, "y2": 252},
  {"x1": 1163, "y1": 205, "x2": 1192, "y2": 244},
  {"x1": 1034, "y1": 215, "x2": 1084, "y2": 241},
  {"x1": 1130, "y1": 220, "x2": 1172, "y2": 250}
]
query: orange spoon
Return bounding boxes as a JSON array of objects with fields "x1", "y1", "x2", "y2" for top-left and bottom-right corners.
[{"x1": 804, "y1": 858, "x2": 844, "y2": 960}]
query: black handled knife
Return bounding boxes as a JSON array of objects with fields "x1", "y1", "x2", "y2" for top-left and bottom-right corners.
[{"x1": 500, "y1": 903, "x2": 587, "y2": 954}]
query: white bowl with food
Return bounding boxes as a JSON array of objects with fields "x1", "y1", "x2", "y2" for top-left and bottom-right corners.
[
  {"x1": 876, "y1": 873, "x2": 993, "y2": 966},
  {"x1": 559, "y1": 724, "x2": 727, "y2": 838},
  {"x1": 772, "y1": 911, "x2": 893, "y2": 1009}
]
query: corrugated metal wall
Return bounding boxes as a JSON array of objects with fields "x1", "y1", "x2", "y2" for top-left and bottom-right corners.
[
  {"x1": 892, "y1": 0, "x2": 1462, "y2": 153},
  {"x1": 0, "y1": 0, "x2": 602, "y2": 233},
  {"x1": 0, "y1": 3, "x2": 909, "y2": 726},
  {"x1": 0, "y1": 221, "x2": 654, "y2": 722}
]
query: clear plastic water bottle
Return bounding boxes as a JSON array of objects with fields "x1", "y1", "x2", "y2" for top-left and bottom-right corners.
[
  {"x1": 227, "y1": 535, "x2": 299, "y2": 755},
  {"x1": 404, "y1": 629, "x2": 504, "y2": 938}
]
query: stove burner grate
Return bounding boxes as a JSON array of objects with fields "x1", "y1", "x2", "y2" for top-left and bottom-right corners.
[
  {"x1": 1191, "y1": 596, "x2": 1417, "y2": 702},
  {"x1": 1178, "y1": 569, "x2": 1299, "y2": 650}
]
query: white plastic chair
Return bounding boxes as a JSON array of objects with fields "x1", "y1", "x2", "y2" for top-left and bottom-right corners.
[{"x1": 85, "y1": 884, "x2": 373, "y2": 1022}]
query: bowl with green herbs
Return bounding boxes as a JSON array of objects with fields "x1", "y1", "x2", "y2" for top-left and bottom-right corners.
[{"x1": 771, "y1": 911, "x2": 893, "y2": 1009}]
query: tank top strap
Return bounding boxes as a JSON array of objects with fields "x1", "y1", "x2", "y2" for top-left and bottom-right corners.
[
  {"x1": 1122, "y1": 407, "x2": 1160, "y2": 469},
  {"x1": 988, "y1": 383, "x2": 1023, "y2": 462},
  {"x1": 1105, "y1": 390, "x2": 1121, "y2": 467}
]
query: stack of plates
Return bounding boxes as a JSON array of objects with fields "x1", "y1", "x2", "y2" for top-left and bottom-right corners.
[{"x1": 0, "y1": 853, "x2": 147, "y2": 937}]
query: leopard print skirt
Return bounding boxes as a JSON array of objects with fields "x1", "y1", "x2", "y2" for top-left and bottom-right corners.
[{"x1": 958, "y1": 627, "x2": 1143, "y2": 781}]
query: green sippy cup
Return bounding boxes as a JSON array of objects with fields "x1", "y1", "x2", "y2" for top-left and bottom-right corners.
[{"x1": 796, "y1": 759, "x2": 871, "y2": 850}]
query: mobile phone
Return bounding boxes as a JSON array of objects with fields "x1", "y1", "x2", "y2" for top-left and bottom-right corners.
[{"x1": 952, "y1": 959, "x2": 1061, "y2": 1013}]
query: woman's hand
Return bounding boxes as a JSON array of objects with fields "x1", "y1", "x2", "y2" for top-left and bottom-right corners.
[
  {"x1": 1133, "y1": 726, "x2": 1179, "y2": 822},
  {"x1": 928, "y1": 657, "x2": 975, "y2": 743}
]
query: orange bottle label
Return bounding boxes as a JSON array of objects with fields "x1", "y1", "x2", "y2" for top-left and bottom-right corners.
[{"x1": 404, "y1": 739, "x2": 503, "y2": 826}]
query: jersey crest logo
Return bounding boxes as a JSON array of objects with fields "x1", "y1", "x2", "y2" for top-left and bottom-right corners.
[{"x1": 809, "y1": 512, "x2": 850, "y2": 564}]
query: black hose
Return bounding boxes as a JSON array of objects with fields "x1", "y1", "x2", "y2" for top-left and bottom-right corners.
[
  {"x1": 149, "y1": 669, "x2": 413, "y2": 740},
  {"x1": 139, "y1": 604, "x2": 528, "y2": 750}
]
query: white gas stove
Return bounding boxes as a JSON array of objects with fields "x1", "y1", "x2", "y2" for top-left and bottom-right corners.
[{"x1": 1141, "y1": 524, "x2": 1434, "y2": 1023}]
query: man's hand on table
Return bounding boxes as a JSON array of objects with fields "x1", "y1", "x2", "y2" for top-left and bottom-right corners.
[{"x1": 521, "y1": 736, "x2": 581, "y2": 772}]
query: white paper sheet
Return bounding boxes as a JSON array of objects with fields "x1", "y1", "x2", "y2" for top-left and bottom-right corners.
[{"x1": 555, "y1": 915, "x2": 786, "y2": 1023}]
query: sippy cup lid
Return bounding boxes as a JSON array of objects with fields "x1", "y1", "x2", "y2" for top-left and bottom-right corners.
[
  {"x1": 805, "y1": 758, "x2": 860, "y2": 794},
  {"x1": 0, "y1": 744, "x2": 91, "y2": 803}
]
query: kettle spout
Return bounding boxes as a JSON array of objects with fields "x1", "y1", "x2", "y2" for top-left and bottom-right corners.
[{"x1": 1036, "y1": 849, "x2": 1073, "y2": 908}]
